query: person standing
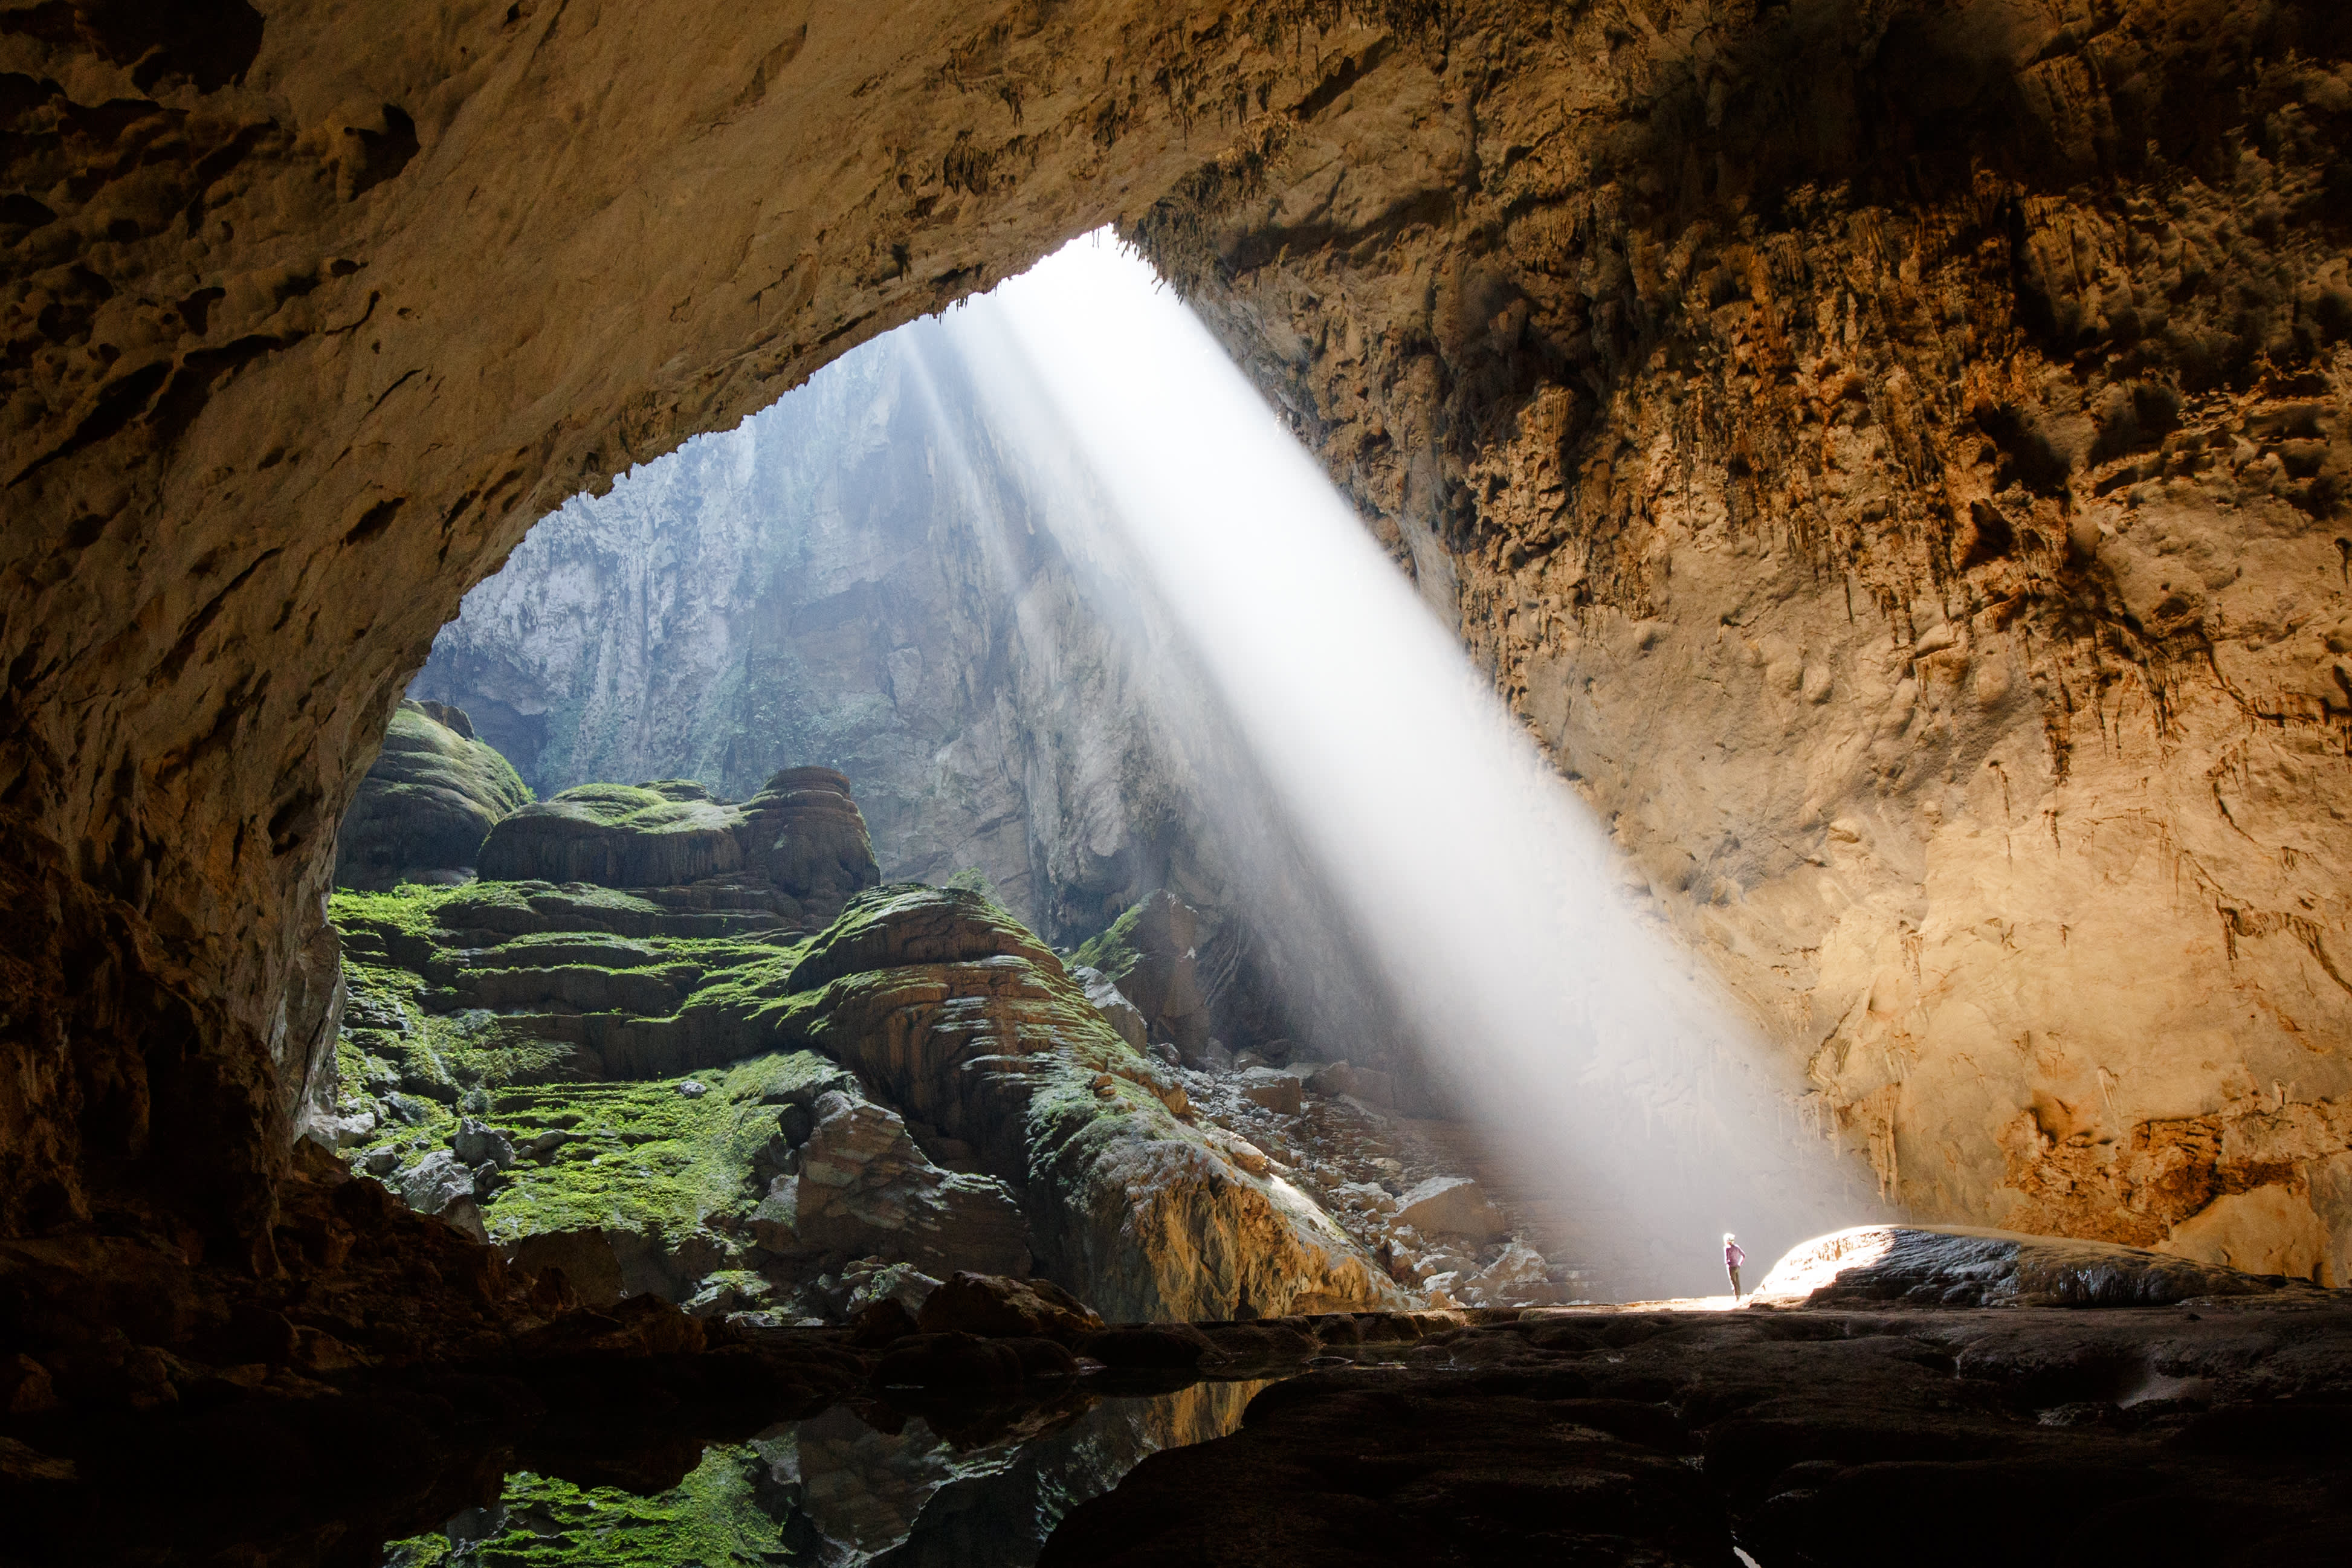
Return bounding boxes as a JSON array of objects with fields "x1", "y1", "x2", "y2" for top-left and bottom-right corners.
[{"x1": 1724, "y1": 1233, "x2": 1746, "y2": 1300}]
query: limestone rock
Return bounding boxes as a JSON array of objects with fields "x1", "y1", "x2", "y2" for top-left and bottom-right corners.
[
  {"x1": 310, "y1": 1109, "x2": 377, "y2": 1150},
  {"x1": 1235, "y1": 1068, "x2": 1301, "y2": 1116},
  {"x1": 1073, "y1": 964, "x2": 1149, "y2": 1053},
  {"x1": 783, "y1": 884, "x2": 1403, "y2": 1320},
  {"x1": 734, "y1": 768, "x2": 884, "y2": 924},
  {"x1": 477, "y1": 782, "x2": 748, "y2": 888},
  {"x1": 841, "y1": 1260, "x2": 943, "y2": 1322},
  {"x1": 1075, "y1": 892, "x2": 1212, "y2": 1060},
  {"x1": 1393, "y1": 1177, "x2": 1508, "y2": 1244},
  {"x1": 503, "y1": 1228, "x2": 627, "y2": 1309},
  {"x1": 334, "y1": 702, "x2": 533, "y2": 891},
  {"x1": 783, "y1": 1089, "x2": 1033, "y2": 1280},
  {"x1": 914, "y1": 1271, "x2": 1105, "y2": 1344},
  {"x1": 1755, "y1": 1224, "x2": 2340, "y2": 1310},
  {"x1": 1305, "y1": 1062, "x2": 1396, "y2": 1110},
  {"x1": 1467, "y1": 1241, "x2": 1551, "y2": 1306},
  {"x1": 452, "y1": 1118, "x2": 515, "y2": 1170},
  {"x1": 397, "y1": 1150, "x2": 474, "y2": 1219}
]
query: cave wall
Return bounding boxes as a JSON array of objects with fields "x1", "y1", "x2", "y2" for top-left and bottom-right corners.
[
  {"x1": 4, "y1": 0, "x2": 2345, "y2": 1282},
  {"x1": 1145, "y1": 0, "x2": 2352, "y2": 1279},
  {"x1": 0, "y1": 0, "x2": 1388, "y2": 1236}
]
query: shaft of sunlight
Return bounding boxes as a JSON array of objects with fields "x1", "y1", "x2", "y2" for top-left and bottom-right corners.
[{"x1": 937, "y1": 234, "x2": 1884, "y2": 1295}]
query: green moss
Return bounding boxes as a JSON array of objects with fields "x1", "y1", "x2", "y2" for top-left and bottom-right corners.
[
  {"x1": 426, "y1": 1010, "x2": 578, "y2": 1088},
  {"x1": 1070, "y1": 898, "x2": 1145, "y2": 981},
  {"x1": 529, "y1": 783, "x2": 737, "y2": 836},
  {"x1": 478, "y1": 1051, "x2": 833, "y2": 1245},
  {"x1": 332, "y1": 882, "x2": 468, "y2": 955},
  {"x1": 381, "y1": 1444, "x2": 785, "y2": 1567}
]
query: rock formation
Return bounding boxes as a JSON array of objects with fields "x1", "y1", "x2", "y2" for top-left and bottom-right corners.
[
  {"x1": 331, "y1": 700, "x2": 530, "y2": 890},
  {"x1": 775, "y1": 882, "x2": 1401, "y2": 1321},
  {"x1": 472, "y1": 765, "x2": 879, "y2": 923},
  {"x1": 1042, "y1": 1270, "x2": 2352, "y2": 1568},
  {"x1": 326, "y1": 761, "x2": 1397, "y2": 1324},
  {"x1": 1, "y1": 1, "x2": 2346, "y2": 1317}
]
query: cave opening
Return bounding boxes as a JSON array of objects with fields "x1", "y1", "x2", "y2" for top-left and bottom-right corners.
[{"x1": 7, "y1": 4, "x2": 2351, "y2": 1563}]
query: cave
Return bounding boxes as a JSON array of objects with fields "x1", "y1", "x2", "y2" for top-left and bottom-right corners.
[{"x1": 4, "y1": 3, "x2": 2350, "y2": 1564}]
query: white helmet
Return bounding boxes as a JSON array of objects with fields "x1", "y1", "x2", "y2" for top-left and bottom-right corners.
[{"x1": 1723, "y1": 1232, "x2": 1736, "y2": 1242}]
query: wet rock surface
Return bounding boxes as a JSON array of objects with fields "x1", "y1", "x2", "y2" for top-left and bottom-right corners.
[
  {"x1": 4, "y1": 1229, "x2": 2344, "y2": 1567},
  {"x1": 1045, "y1": 1294, "x2": 2352, "y2": 1568}
]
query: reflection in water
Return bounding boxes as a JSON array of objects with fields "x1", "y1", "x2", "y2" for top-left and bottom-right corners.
[{"x1": 380, "y1": 1379, "x2": 1271, "y2": 1567}]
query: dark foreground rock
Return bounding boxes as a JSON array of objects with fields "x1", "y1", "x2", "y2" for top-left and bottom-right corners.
[
  {"x1": 1043, "y1": 1292, "x2": 2352, "y2": 1568},
  {"x1": 5, "y1": 1216, "x2": 2347, "y2": 1568}
]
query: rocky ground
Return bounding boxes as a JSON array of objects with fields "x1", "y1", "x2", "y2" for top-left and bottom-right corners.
[
  {"x1": 1044, "y1": 1231, "x2": 2352, "y2": 1568},
  {"x1": 4, "y1": 1228, "x2": 2343, "y2": 1568}
]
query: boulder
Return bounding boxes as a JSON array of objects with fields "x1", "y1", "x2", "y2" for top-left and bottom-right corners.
[
  {"x1": 397, "y1": 1150, "x2": 475, "y2": 1218},
  {"x1": 1236, "y1": 1067, "x2": 1302, "y2": 1115},
  {"x1": 1073, "y1": 964, "x2": 1149, "y2": 1051},
  {"x1": 783, "y1": 1091, "x2": 1033, "y2": 1278},
  {"x1": 334, "y1": 701, "x2": 533, "y2": 890},
  {"x1": 1470, "y1": 1240, "x2": 1551, "y2": 1305},
  {"x1": 915, "y1": 1271, "x2": 1105, "y2": 1344},
  {"x1": 476, "y1": 782, "x2": 746, "y2": 886},
  {"x1": 451, "y1": 1118, "x2": 515, "y2": 1169},
  {"x1": 1305, "y1": 1061, "x2": 1397, "y2": 1109},
  {"x1": 1393, "y1": 1176, "x2": 1508, "y2": 1243},
  {"x1": 311, "y1": 1109, "x2": 377, "y2": 1150},
  {"x1": 1754, "y1": 1225, "x2": 2340, "y2": 1309},
  {"x1": 841, "y1": 1260, "x2": 943, "y2": 1321}
]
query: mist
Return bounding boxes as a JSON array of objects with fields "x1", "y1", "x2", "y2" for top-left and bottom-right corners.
[{"x1": 924, "y1": 235, "x2": 1888, "y2": 1297}]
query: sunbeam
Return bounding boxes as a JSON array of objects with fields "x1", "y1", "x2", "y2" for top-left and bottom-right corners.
[{"x1": 928, "y1": 234, "x2": 1890, "y2": 1296}]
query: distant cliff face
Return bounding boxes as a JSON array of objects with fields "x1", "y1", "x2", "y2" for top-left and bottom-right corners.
[{"x1": 412, "y1": 324, "x2": 1195, "y2": 943}]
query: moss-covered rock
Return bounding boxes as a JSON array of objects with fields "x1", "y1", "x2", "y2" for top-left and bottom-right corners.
[
  {"x1": 780, "y1": 885, "x2": 1396, "y2": 1321},
  {"x1": 326, "y1": 869, "x2": 1391, "y2": 1325},
  {"x1": 335, "y1": 701, "x2": 534, "y2": 891},
  {"x1": 382, "y1": 1442, "x2": 790, "y2": 1567},
  {"x1": 479, "y1": 1051, "x2": 833, "y2": 1248},
  {"x1": 478, "y1": 782, "x2": 748, "y2": 887},
  {"x1": 1071, "y1": 890, "x2": 1210, "y2": 1060},
  {"x1": 471, "y1": 767, "x2": 882, "y2": 926}
]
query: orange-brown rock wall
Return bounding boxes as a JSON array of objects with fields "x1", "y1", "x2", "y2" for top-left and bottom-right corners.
[{"x1": 1151, "y1": 0, "x2": 2352, "y2": 1279}]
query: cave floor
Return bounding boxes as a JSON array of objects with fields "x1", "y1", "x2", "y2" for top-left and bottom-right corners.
[{"x1": 6, "y1": 1294, "x2": 2345, "y2": 1568}]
